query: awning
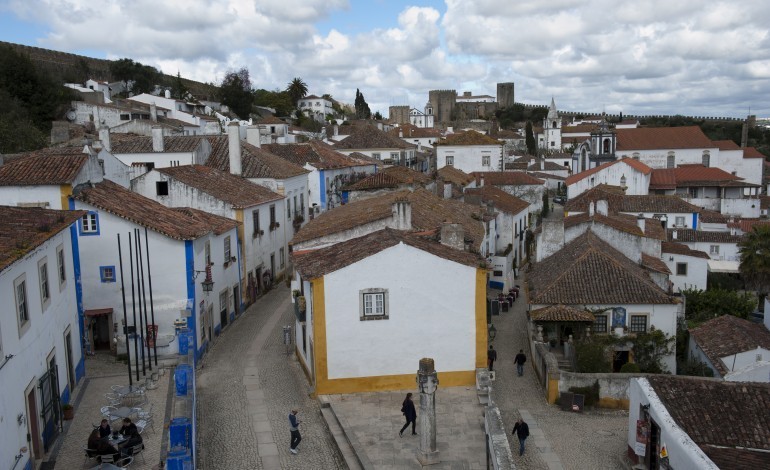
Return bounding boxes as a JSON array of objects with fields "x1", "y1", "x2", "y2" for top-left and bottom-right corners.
[
  {"x1": 707, "y1": 260, "x2": 740, "y2": 274},
  {"x1": 84, "y1": 308, "x2": 113, "y2": 317}
]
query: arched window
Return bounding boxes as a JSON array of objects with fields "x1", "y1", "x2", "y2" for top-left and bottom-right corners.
[
  {"x1": 702, "y1": 151, "x2": 710, "y2": 167},
  {"x1": 552, "y1": 121, "x2": 557, "y2": 128},
  {"x1": 603, "y1": 138, "x2": 611, "y2": 153}
]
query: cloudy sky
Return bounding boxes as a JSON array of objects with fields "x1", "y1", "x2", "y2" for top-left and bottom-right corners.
[{"x1": 2, "y1": 0, "x2": 769, "y2": 119}]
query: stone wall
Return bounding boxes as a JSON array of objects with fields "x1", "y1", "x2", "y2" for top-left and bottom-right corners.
[
  {"x1": 389, "y1": 105, "x2": 410, "y2": 124},
  {"x1": 429, "y1": 89, "x2": 457, "y2": 124},
  {"x1": 558, "y1": 371, "x2": 652, "y2": 409},
  {"x1": 497, "y1": 83, "x2": 515, "y2": 109}
]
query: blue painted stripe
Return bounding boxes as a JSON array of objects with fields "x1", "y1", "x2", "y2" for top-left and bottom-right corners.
[
  {"x1": 236, "y1": 230, "x2": 244, "y2": 314},
  {"x1": 184, "y1": 241, "x2": 198, "y2": 365},
  {"x1": 319, "y1": 170, "x2": 326, "y2": 209},
  {"x1": 68, "y1": 198, "x2": 86, "y2": 382},
  {"x1": 692, "y1": 212, "x2": 698, "y2": 230}
]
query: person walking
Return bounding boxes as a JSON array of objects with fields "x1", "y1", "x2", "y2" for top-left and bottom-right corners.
[
  {"x1": 514, "y1": 349, "x2": 527, "y2": 376},
  {"x1": 399, "y1": 392, "x2": 417, "y2": 437},
  {"x1": 288, "y1": 409, "x2": 302, "y2": 454},
  {"x1": 512, "y1": 418, "x2": 530, "y2": 456},
  {"x1": 487, "y1": 344, "x2": 498, "y2": 371}
]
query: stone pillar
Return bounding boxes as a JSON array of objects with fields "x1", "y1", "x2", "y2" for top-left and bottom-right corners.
[{"x1": 417, "y1": 358, "x2": 440, "y2": 465}]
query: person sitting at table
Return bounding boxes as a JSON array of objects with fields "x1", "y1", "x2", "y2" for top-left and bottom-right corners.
[
  {"x1": 118, "y1": 417, "x2": 143, "y2": 454},
  {"x1": 98, "y1": 418, "x2": 111, "y2": 438},
  {"x1": 87, "y1": 428, "x2": 118, "y2": 460}
]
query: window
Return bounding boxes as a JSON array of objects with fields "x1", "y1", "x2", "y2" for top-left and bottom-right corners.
[
  {"x1": 390, "y1": 152, "x2": 399, "y2": 160},
  {"x1": 224, "y1": 236, "x2": 232, "y2": 262},
  {"x1": 550, "y1": 141, "x2": 555, "y2": 147},
  {"x1": 56, "y1": 245, "x2": 66, "y2": 289},
  {"x1": 702, "y1": 151, "x2": 710, "y2": 167},
  {"x1": 269, "y1": 204, "x2": 277, "y2": 230},
  {"x1": 446, "y1": 156, "x2": 454, "y2": 166},
  {"x1": 293, "y1": 196, "x2": 298, "y2": 218},
  {"x1": 252, "y1": 210, "x2": 261, "y2": 237},
  {"x1": 675, "y1": 216, "x2": 685, "y2": 227},
  {"x1": 38, "y1": 259, "x2": 50, "y2": 309},
  {"x1": 80, "y1": 212, "x2": 99, "y2": 235},
  {"x1": 676, "y1": 263, "x2": 687, "y2": 276},
  {"x1": 15, "y1": 275, "x2": 29, "y2": 335},
  {"x1": 287, "y1": 198, "x2": 291, "y2": 219},
  {"x1": 280, "y1": 248, "x2": 285, "y2": 269},
  {"x1": 120, "y1": 114, "x2": 130, "y2": 121},
  {"x1": 359, "y1": 288, "x2": 389, "y2": 320},
  {"x1": 629, "y1": 315, "x2": 648, "y2": 333},
  {"x1": 156, "y1": 181, "x2": 169, "y2": 196},
  {"x1": 372, "y1": 153, "x2": 381, "y2": 160},
  {"x1": 300, "y1": 194, "x2": 305, "y2": 215},
  {"x1": 482, "y1": 155, "x2": 490, "y2": 166},
  {"x1": 205, "y1": 241, "x2": 211, "y2": 266},
  {"x1": 219, "y1": 290, "x2": 229, "y2": 316},
  {"x1": 593, "y1": 314, "x2": 608, "y2": 333},
  {"x1": 709, "y1": 245, "x2": 719, "y2": 255},
  {"x1": 99, "y1": 266, "x2": 116, "y2": 283},
  {"x1": 666, "y1": 152, "x2": 675, "y2": 169}
]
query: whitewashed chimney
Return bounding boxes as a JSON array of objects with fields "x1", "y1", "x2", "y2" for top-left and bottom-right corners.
[
  {"x1": 164, "y1": 89, "x2": 171, "y2": 99},
  {"x1": 399, "y1": 128, "x2": 403, "y2": 138},
  {"x1": 333, "y1": 124, "x2": 339, "y2": 137},
  {"x1": 444, "y1": 183, "x2": 452, "y2": 199},
  {"x1": 440, "y1": 222, "x2": 465, "y2": 251},
  {"x1": 540, "y1": 159, "x2": 544, "y2": 170},
  {"x1": 150, "y1": 102, "x2": 157, "y2": 122},
  {"x1": 672, "y1": 229, "x2": 678, "y2": 240},
  {"x1": 637, "y1": 214, "x2": 645, "y2": 233},
  {"x1": 152, "y1": 126, "x2": 164, "y2": 152},
  {"x1": 589, "y1": 201, "x2": 595, "y2": 217},
  {"x1": 479, "y1": 175, "x2": 485, "y2": 188},
  {"x1": 596, "y1": 200, "x2": 608, "y2": 216},
  {"x1": 228, "y1": 122, "x2": 242, "y2": 176},
  {"x1": 99, "y1": 125, "x2": 111, "y2": 152},
  {"x1": 391, "y1": 199, "x2": 412, "y2": 230},
  {"x1": 246, "y1": 126, "x2": 261, "y2": 148}
]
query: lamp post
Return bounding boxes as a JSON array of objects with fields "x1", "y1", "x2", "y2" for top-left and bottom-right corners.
[
  {"x1": 194, "y1": 263, "x2": 214, "y2": 294},
  {"x1": 488, "y1": 323, "x2": 497, "y2": 342}
]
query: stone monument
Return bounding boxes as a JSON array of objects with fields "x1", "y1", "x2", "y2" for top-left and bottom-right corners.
[{"x1": 417, "y1": 358, "x2": 440, "y2": 465}]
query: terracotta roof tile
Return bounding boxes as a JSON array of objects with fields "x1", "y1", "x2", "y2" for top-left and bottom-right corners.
[
  {"x1": 528, "y1": 171, "x2": 566, "y2": 181},
  {"x1": 344, "y1": 166, "x2": 431, "y2": 191},
  {"x1": 264, "y1": 141, "x2": 372, "y2": 170},
  {"x1": 565, "y1": 212, "x2": 666, "y2": 240},
  {"x1": 0, "y1": 147, "x2": 90, "y2": 185},
  {"x1": 565, "y1": 186, "x2": 700, "y2": 214},
  {"x1": 562, "y1": 124, "x2": 598, "y2": 134},
  {"x1": 157, "y1": 165, "x2": 283, "y2": 209},
  {"x1": 73, "y1": 180, "x2": 210, "y2": 240},
  {"x1": 257, "y1": 116, "x2": 288, "y2": 125},
  {"x1": 616, "y1": 126, "x2": 715, "y2": 150},
  {"x1": 387, "y1": 124, "x2": 443, "y2": 139},
  {"x1": 530, "y1": 305, "x2": 595, "y2": 322},
  {"x1": 732, "y1": 219, "x2": 770, "y2": 233},
  {"x1": 292, "y1": 228, "x2": 483, "y2": 279},
  {"x1": 689, "y1": 315, "x2": 770, "y2": 376},
  {"x1": 667, "y1": 228, "x2": 743, "y2": 243},
  {"x1": 472, "y1": 171, "x2": 545, "y2": 186},
  {"x1": 698, "y1": 210, "x2": 728, "y2": 224},
  {"x1": 566, "y1": 158, "x2": 652, "y2": 186},
  {"x1": 0, "y1": 206, "x2": 86, "y2": 272},
  {"x1": 170, "y1": 207, "x2": 240, "y2": 235},
  {"x1": 650, "y1": 165, "x2": 752, "y2": 189},
  {"x1": 743, "y1": 146, "x2": 766, "y2": 158},
  {"x1": 641, "y1": 253, "x2": 671, "y2": 274},
  {"x1": 333, "y1": 124, "x2": 416, "y2": 150},
  {"x1": 661, "y1": 242, "x2": 710, "y2": 259},
  {"x1": 435, "y1": 130, "x2": 502, "y2": 146},
  {"x1": 291, "y1": 189, "x2": 485, "y2": 249},
  {"x1": 646, "y1": 376, "x2": 770, "y2": 457},
  {"x1": 529, "y1": 231, "x2": 674, "y2": 304},
  {"x1": 205, "y1": 136, "x2": 309, "y2": 179},
  {"x1": 437, "y1": 166, "x2": 474, "y2": 186},
  {"x1": 713, "y1": 139, "x2": 741, "y2": 150},
  {"x1": 110, "y1": 135, "x2": 204, "y2": 154},
  {"x1": 464, "y1": 185, "x2": 529, "y2": 216}
]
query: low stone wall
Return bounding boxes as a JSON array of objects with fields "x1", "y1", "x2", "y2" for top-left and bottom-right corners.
[
  {"x1": 531, "y1": 342, "x2": 560, "y2": 404},
  {"x1": 477, "y1": 369, "x2": 515, "y2": 469},
  {"x1": 558, "y1": 371, "x2": 652, "y2": 409}
]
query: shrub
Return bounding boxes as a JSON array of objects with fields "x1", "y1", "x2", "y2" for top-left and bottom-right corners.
[{"x1": 619, "y1": 362, "x2": 641, "y2": 373}]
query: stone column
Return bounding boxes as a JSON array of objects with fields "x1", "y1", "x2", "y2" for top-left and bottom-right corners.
[{"x1": 417, "y1": 358, "x2": 440, "y2": 465}]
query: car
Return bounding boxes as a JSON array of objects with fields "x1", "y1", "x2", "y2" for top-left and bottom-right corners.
[{"x1": 553, "y1": 196, "x2": 566, "y2": 204}]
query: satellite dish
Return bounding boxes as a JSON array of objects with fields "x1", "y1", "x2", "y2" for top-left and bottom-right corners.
[{"x1": 66, "y1": 110, "x2": 77, "y2": 121}]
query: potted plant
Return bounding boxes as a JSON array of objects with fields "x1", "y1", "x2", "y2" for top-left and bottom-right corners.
[
  {"x1": 549, "y1": 338, "x2": 558, "y2": 349},
  {"x1": 62, "y1": 403, "x2": 74, "y2": 420}
]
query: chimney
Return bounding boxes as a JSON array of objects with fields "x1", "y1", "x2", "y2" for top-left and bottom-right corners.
[
  {"x1": 164, "y1": 89, "x2": 171, "y2": 99},
  {"x1": 440, "y1": 222, "x2": 466, "y2": 251},
  {"x1": 228, "y1": 122, "x2": 242, "y2": 176},
  {"x1": 333, "y1": 124, "x2": 339, "y2": 136},
  {"x1": 637, "y1": 213, "x2": 645, "y2": 233},
  {"x1": 246, "y1": 126, "x2": 261, "y2": 148},
  {"x1": 447, "y1": 126, "x2": 453, "y2": 134},
  {"x1": 418, "y1": 142, "x2": 422, "y2": 152},
  {"x1": 596, "y1": 200, "x2": 608, "y2": 216},
  {"x1": 444, "y1": 183, "x2": 452, "y2": 199},
  {"x1": 479, "y1": 175, "x2": 485, "y2": 187},
  {"x1": 150, "y1": 102, "x2": 157, "y2": 122},
  {"x1": 391, "y1": 199, "x2": 412, "y2": 230},
  {"x1": 589, "y1": 201, "x2": 595, "y2": 217},
  {"x1": 399, "y1": 128, "x2": 403, "y2": 138},
  {"x1": 530, "y1": 158, "x2": 535, "y2": 166},
  {"x1": 98, "y1": 125, "x2": 111, "y2": 152},
  {"x1": 152, "y1": 126, "x2": 164, "y2": 152},
  {"x1": 672, "y1": 229, "x2": 678, "y2": 240},
  {"x1": 540, "y1": 159, "x2": 544, "y2": 171}
]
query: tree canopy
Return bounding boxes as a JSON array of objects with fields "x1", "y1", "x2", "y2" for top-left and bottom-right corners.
[
  {"x1": 525, "y1": 121, "x2": 537, "y2": 155},
  {"x1": 219, "y1": 68, "x2": 254, "y2": 119},
  {"x1": 286, "y1": 77, "x2": 308, "y2": 107},
  {"x1": 108, "y1": 58, "x2": 161, "y2": 95},
  {"x1": 682, "y1": 288, "x2": 756, "y2": 325},
  {"x1": 354, "y1": 89, "x2": 371, "y2": 119},
  {"x1": 738, "y1": 224, "x2": 770, "y2": 294}
]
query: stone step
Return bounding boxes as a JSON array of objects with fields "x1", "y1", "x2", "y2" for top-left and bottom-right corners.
[{"x1": 319, "y1": 403, "x2": 366, "y2": 470}]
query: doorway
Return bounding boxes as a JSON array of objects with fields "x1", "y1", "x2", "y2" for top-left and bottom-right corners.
[
  {"x1": 613, "y1": 350, "x2": 630, "y2": 372},
  {"x1": 64, "y1": 329, "x2": 75, "y2": 391},
  {"x1": 26, "y1": 383, "x2": 41, "y2": 459},
  {"x1": 233, "y1": 285, "x2": 240, "y2": 316},
  {"x1": 90, "y1": 313, "x2": 112, "y2": 351}
]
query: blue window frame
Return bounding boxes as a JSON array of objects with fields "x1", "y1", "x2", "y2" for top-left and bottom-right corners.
[
  {"x1": 99, "y1": 266, "x2": 116, "y2": 283},
  {"x1": 79, "y1": 211, "x2": 100, "y2": 236}
]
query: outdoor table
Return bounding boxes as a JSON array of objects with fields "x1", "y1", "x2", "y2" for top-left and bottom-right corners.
[
  {"x1": 114, "y1": 384, "x2": 145, "y2": 396},
  {"x1": 108, "y1": 407, "x2": 135, "y2": 422},
  {"x1": 107, "y1": 433, "x2": 126, "y2": 447}
]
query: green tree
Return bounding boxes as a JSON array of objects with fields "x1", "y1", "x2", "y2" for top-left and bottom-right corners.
[
  {"x1": 286, "y1": 77, "x2": 308, "y2": 107},
  {"x1": 354, "y1": 89, "x2": 371, "y2": 119},
  {"x1": 108, "y1": 58, "x2": 161, "y2": 95},
  {"x1": 738, "y1": 224, "x2": 770, "y2": 295},
  {"x1": 575, "y1": 336, "x2": 614, "y2": 373},
  {"x1": 170, "y1": 72, "x2": 189, "y2": 100},
  {"x1": 541, "y1": 192, "x2": 550, "y2": 217},
  {"x1": 373, "y1": 111, "x2": 383, "y2": 120},
  {"x1": 630, "y1": 326, "x2": 675, "y2": 374},
  {"x1": 253, "y1": 88, "x2": 294, "y2": 117},
  {"x1": 525, "y1": 121, "x2": 537, "y2": 155},
  {"x1": 219, "y1": 68, "x2": 254, "y2": 119},
  {"x1": 682, "y1": 288, "x2": 756, "y2": 325}
]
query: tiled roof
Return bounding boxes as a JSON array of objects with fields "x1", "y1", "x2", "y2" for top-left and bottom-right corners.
[
  {"x1": 110, "y1": 135, "x2": 203, "y2": 154},
  {"x1": 257, "y1": 116, "x2": 288, "y2": 125},
  {"x1": 667, "y1": 228, "x2": 743, "y2": 243},
  {"x1": 292, "y1": 227, "x2": 483, "y2": 279},
  {"x1": 0, "y1": 206, "x2": 86, "y2": 273},
  {"x1": 645, "y1": 375, "x2": 770, "y2": 461},
  {"x1": 437, "y1": 166, "x2": 474, "y2": 186},
  {"x1": 171, "y1": 208, "x2": 239, "y2": 236},
  {"x1": 387, "y1": 124, "x2": 442, "y2": 139},
  {"x1": 650, "y1": 165, "x2": 752, "y2": 189},
  {"x1": 648, "y1": 170, "x2": 677, "y2": 190},
  {"x1": 291, "y1": 189, "x2": 485, "y2": 249},
  {"x1": 529, "y1": 231, "x2": 675, "y2": 304},
  {"x1": 698, "y1": 210, "x2": 728, "y2": 224},
  {"x1": 528, "y1": 171, "x2": 566, "y2": 181},
  {"x1": 730, "y1": 219, "x2": 770, "y2": 233},
  {"x1": 472, "y1": 171, "x2": 545, "y2": 186},
  {"x1": 616, "y1": 126, "x2": 715, "y2": 150},
  {"x1": 464, "y1": 185, "x2": 529, "y2": 215},
  {"x1": 562, "y1": 124, "x2": 598, "y2": 134},
  {"x1": 743, "y1": 146, "x2": 766, "y2": 158},
  {"x1": 347, "y1": 152, "x2": 386, "y2": 168},
  {"x1": 661, "y1": 242, "x2": 710, "y2": 259},
  {"x1": 380, "y1": 166, "x2": 433, "y2": 185},
  {"x1": 344, "y1": 166, "x2": 431, "y2": 191},
  {"x1": 333, "y1": 124, "x2": 416, "y2": 150},
  {"x1": 526, "y1": 160, "x2": 568, "y2": 171},
  {"x1": 435, "y1": 130, "x2": 502, "y2": 146},
  {"x1": 564, "y1": 212, "x2": 667, "y2": 240},
  {"x1": 565, "y1": 186, "x2": 700, "y2": 214},
  {"x1": 73, "y1": 179, "x2": 211, "y2": 240},
  {"x1": 157, "y1": 165, "x2": 283, "y2": 209},
  {"x1": 641, "y1": 253, "x2": 671, "y2": 274},
  {"x1": 566, "y1": 158, "x2": 652, "y2": 186},
  {"x1": 530, "y1": 305, "x2": 595, "y2": 322},
  {"x1": 689, "y1": 315, "x2": 770, "y2": 376},
  {"x1": 713, "y1": 139, "x2": 740, "y2": 150},
  {"x1": 0, "y1": 147, "x2": 90, "y2": 186},
  {"x1": 205, "y1": 136, "x2": 309, "y2": 179},
  {"x1": 264, "y1": 141, "x2": 372, "y2": 170}
]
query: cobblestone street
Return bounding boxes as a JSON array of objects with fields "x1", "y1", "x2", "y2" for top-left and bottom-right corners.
[{"x1": 196, "y1": 284, "x2": 346, "y2": 469}]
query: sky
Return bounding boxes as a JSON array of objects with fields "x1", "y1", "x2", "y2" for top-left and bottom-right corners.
[{"x1": 1, "y1": 0, "x2": 770, "y2": 119}]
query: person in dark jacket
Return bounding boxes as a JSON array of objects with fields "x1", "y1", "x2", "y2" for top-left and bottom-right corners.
[
  {"x1": 98, "y1": 419, "x2": 111, "y2": 438},
  {"x1": 118, "y1": 417, "x2": 143, "y2": 455},
  {"x1": 512, "y1": 418, "x2": 530, "y2": 456},
  {"x1": 488, "y1": 344, "x2": 498, "y2": 371},
  {"x1": 514, "y1": 349, "x2": 527, "y2": 376},
  {"x1": 399, "y1": 392, "x2": 417, "y2": 437},
  {"x1": 87, "y1": 428, "x2": 118, "y2": 460},
  {"x1": 289, "y1": 409, "x2": 302, "y2": 454}
]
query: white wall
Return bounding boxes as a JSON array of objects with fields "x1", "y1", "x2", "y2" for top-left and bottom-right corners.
[
  {"x1": 0, "y1": 227, "x2": 81, "y2": 466},
  {"x1": 664, "y1": 254, "x2": 708, "y2": 292},
  {"x1": 0, "y1": 185, "x2": 64, "y2": 209},
  {"x1": 436, "y1": 144, "x2": 503, "y2": 173},
  {"x1": 721, "y1": 347, "x2": 770, "y2": 373},
  {"x1": 724, "y1": 361, "x2": 770, "y2": 382},
  {"x1": 568, "y1": 160, "x2": 650, "y2": 199},
  {"x1": 323, "y1": 243, "x2": 478, "y2": 378}
]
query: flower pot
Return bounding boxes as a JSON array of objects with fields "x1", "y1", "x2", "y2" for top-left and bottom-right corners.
[{"x1": 63, "y1": 406, "x2": 74, "y2": 420}]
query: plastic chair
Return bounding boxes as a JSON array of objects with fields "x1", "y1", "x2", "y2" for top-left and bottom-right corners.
[
  {"x1": 136, "y1": 417, "x2": 154, "y2": 434},
  {"x1": 82, "y1": 446, "x2": 98, "y2": 466},
  {"x1": 101, "y1": 405, "x2": 118, "y2": 418},
  {"x1": 105, "y1": 393, "x2": 122, "y2": 405},
  {"x1": 133, "y1": 403, "x2": 153, "y2": 419},
  {"x1": 129, "y1": 444, "x2": 146, "y2": 463}
]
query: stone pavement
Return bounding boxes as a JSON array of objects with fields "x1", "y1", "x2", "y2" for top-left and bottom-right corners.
[
  {"x1": 196, "y1": 284, "x2": 346, "y2": 469},
  {"x1": 45, "y1": 352, "x2": 170, "y2": 469}
]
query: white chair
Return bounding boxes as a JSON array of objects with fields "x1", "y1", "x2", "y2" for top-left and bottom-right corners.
[
  {"x1": 101, "y1": 405, "x2": 117, "y2": 418},
  {"x1": 136, "y1": 417, "x2": 154, "y2": 434},
  {"x1": 105, "y1": 393, "x2": 121, "y2": 405},
  {"x1": 129, "y1": 444, "x2": 146, "y2": 463},
  {"x1": 133, "y1": 403, "x2": 153, "y2": 420}
]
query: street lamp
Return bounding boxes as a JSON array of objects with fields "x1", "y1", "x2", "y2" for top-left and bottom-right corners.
[
  {"x1": 488, "y1": 323, "x2": 497, "y2": 341},
  {"x1": 193, "y1": 263, "x2": 214, "y2": 293}
]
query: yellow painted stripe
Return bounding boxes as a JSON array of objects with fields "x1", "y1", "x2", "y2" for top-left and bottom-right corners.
[
  {"x1": 316, "y1": 370, "x2": 476, "y2": 395},
  {"x1": 60, "y1": 184, "x2": 72, "y2": 210},
  {"x1": 476, "y1": 268, "x2": 488, "y2": 369},
  {"x1": 312, "y1": 277, "x2": 327, "y2": 391}
]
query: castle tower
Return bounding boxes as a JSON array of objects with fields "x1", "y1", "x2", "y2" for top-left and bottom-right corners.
[
  {"x1": 496, "y1": 82, "x2": 515, "y2": 109},
  {"x1": 424, "y1": 102, "x2": 435, "y2": 128},
  {"x1": 543, "y1": 97, "x2": 562, "y2": 150},
  {"x1": 428, "y1": 89, "x2": 457, "y2": 125}
]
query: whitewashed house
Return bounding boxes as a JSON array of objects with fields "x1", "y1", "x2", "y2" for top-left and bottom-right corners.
[
  {"x1": 341, "y1": 165, "x2": 434, "y2": 203},
  {"x1": 297, "y1": 95, "x2": 334, "y2": 122},
  {"x1": 435, "y1": 131, "x2": 503, "y2": 173},
  {"x1": 387, "y1": 123, "x2": 442, "y2": 152},
  {"x1": 666, "y1": 228, "x2": 743, "y2": 275},
  {"x1": 71, "y1": 179, "x2": 241, "y2": 362},
  {"x1": 110, "y1": 128, "x2": 211, "y2": 170},
  {"x1": 333, "y1": 124, "x2": 418, "y2": 168},
  {"x1": 471, "y1": 171, "x2": 546, "y2": 215},
  {"x1": 131, "y1": 164, "x2": 285, "y2": 306},
  {"x1": 128, "y1": 92, "x2": 220, "y2": 134},
  {"x1": 566, "y1": 157, "x2": 652, "y2": 199},
  {"x1": 688, "y1": 314, "x2": 770, "y2": 380},
  {"x1": 0, "y1": 206, "x2": 85, "y2": 464},
  {"x1": 290, "y1": 228, "x2": 487, "y2": 394},
  {"x1": 661, "y1": 242, "x2": 710, "y2": 292}
]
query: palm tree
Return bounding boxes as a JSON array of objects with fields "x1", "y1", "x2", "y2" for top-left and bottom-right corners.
[
  {"x1": 286, "y1": 77, "x2": 308, "y2": 107},
  {"x1": 738, "y1": 224, "x2": 770, "y2": 295}
]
